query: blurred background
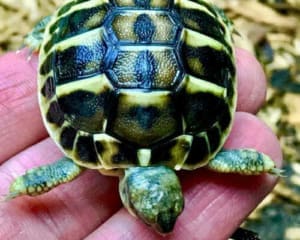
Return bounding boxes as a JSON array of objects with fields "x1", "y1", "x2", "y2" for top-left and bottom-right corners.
[{"x1": 0, "y1": 0, "x2": 299, "y2": 239}]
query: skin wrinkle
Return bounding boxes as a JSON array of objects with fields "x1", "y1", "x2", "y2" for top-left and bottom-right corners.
[
  {"x1": 50, "y1": 192, "x2": 86, "y2": 239},
  {"x1": 186, "y1": 189, "x2": 227, "y2": 234},
  {"x1": 86, "y1": 209, "x2": 141, "y2": 240},
  {"x1": 0, "y1": 98, "x2": 44, "y2": 162},
  {"x1": 0, "y1": 140, "x2": 65, "y2": 239},
  {"x1": 0, "y1": 51, "x2": 46, "y2": 163},
  {"x1": 53, "y1": 172, "x2": 118, "y2": 237},
  {"x1": 235, "y1": 48, "x2": 267, "y2": 113},
  {"x1": 179, "y1": 175, "x2": 234, "y2": 238},
  {"x1": 41, "y1": 174, "x2": 109, "y2": 240},
  {"x1": 213, "y1": 188, "x2": 255, "y2": 238},
  {"x1": 29, "y1": 199, "x2": 62, "y2": 239},
  {"x1": 181, "y1": 180, "x2": 226, "y2": 233},
  {"x1": 0, "y1": 200, "x2": 58, "y2": 240},
  {"x1": 0, "y1": 51, "x2": 37, "y2": 107},
  {"x1": 184, "y1": 179, "x2": 219, "y2": 206},
  {"x1": 218, "y1": 180, "x2": 268, "y2": 240},
  {"x1": 0, "y1": 101, "x2": 40, "y2": 150},
  {"x1": 0, "y1": 71, "x2": 34, "y2": 105}
]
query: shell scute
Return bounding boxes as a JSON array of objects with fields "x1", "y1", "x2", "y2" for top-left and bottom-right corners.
[
  {"x1": 56, "y1": 74, "x2": 114, "y2": 133},
  {"x1": 46, "y1": 101, "x2": 65, "y2": 127},
  {"x1": 179, "y1": 42, "x2": 235, "y2": 87},
  {"x1": 60, "y1": 126, "x2": 77, "y2": 150},
  {"x1": 106, "y1": 90, "x2": 182, "y2": 147},
  {"x1": 110, "y1": 11, "x2": 181, "y2": 44},
  {"x1": 75, "y1": 134, "x2": 101, "y2": 167},
  {"x1": 54, "y1": 28, "x2": 108, "y2": 84},
  {"x1": 151, "y1": 135, "x2": 193, "y2": 168},
  {"x1": 41, "y1": 76, "x2": 55, "y2": 99},
  {"x1": 109, "y1": 47, "x2": 183, "y2": 89},
  {"x1": 94, "y1": 134, "x2": 138, "y2": 168},
  {"x1": 184, "y1": 134, "x2": 210, "y2": 167},
  {"x1": 113, "y1": 0, "x2": 172, "y2": 9}
]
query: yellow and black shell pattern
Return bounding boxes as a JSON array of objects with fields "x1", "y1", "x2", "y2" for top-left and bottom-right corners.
[{"x1": 38, "y1": 0, "x2": 236, "y2": 172}]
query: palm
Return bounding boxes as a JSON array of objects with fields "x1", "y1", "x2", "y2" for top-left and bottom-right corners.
[{"x1": 0, "y1": 49, "x2": 281, "y2": 240}]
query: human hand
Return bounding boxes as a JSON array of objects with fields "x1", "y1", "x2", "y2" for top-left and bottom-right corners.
[{"x1": 0, "y1": 48, "x2": 282, "y2": 239}]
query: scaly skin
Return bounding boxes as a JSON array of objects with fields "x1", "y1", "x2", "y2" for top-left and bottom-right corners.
[
  {"x1": 207, "y1": 149, "x2": 284, "y2": 176},
  {"x1": 6, "y1": 157, "x2": 82, "y2": 200},
  {"x1": 119, "y1": 166, "x2": 184, "y2": 234}
]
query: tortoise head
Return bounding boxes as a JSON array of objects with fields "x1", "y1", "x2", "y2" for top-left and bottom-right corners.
[{"x1": 119, "y1": 166, "x2": 184, "y2": 234}]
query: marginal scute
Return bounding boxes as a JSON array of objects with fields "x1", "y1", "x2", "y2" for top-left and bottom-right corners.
[
  {"x1": 174, "y1": 4, "x2": 231, "y2": 51},
  {"x1": 151, "y1": 135, "x2": 193, "y2": 169},
  {"x1": 41, "y1": 76, "x2": 55, "y2": 99},
  {"x1": 39, "y1": 51, "x2": 54, "y2": 75},
  {"x1": 206, "y1": 125, "x2": 221, "y2": 153},
  {"x1": 60, "y1": 126, "x2": 77, "y2": 150},
  {"x1": 185, "y1": 133, "x2": 210, "y2": 167},
  {"x1": 57, "y1": 0, "x2": 88, "y2": 16},
  {"x1": 174, "y1": 0, "x2": 218, "y2": 18},
  {"x1": 52, "y1": 3, "x2": 110, "y2": 42},
  {"x1": 219, "y1": 106, "x2": 232, "y2": 131},
  {"x1": 94, "y1": 133, "x2": 137, "y2": 168},
  {"x1": 75, "y1": 134, "x2": 101, "y2": 166},
  {"x1": 46, "y1": 101, "x2": 65, "y2": 127}
]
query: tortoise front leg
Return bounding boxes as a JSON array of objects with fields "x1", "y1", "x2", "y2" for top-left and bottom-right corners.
[
  {"x1": 207, "y1": 149, "x2": 283, "y2": 176},
  {"x1": 23, "y1": 15, "x2": 52, "y2": 52},
  {"x1": 6, "y1": 157, "x2": 83, "y2": 200}
]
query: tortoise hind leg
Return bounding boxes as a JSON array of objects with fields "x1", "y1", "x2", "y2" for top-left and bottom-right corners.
[
  {"x1": 23, "y1": 15, "x2": 52, "y2": 52},
  {"x1": 207, "y1": 149, "x2": 283, "y2": 176},
  {"x1": 5, "y1": 157, "x2": 83, "y2": 200}
]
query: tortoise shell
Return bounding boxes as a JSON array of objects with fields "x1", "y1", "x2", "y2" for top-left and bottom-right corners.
[{"x1": 38, "y1": 0, "x2": 236, "y2": 172}]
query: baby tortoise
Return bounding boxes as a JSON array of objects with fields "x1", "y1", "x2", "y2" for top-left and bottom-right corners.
[{"x1": 7, "y1": 0, "x2": 282, "y2": 234}]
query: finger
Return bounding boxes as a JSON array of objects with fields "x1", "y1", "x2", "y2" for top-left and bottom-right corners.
[
  {"x1": 0, "y1": 139, "x2": 121, "y2": 240},
  {"x1": 85, "y1": 112, "x2": 282, "y2": 240},
  {"x1": 235, "y1": 48, "x2": 267, "y2": 113},
  {"x1": 0, "y1": 50, "x2": 46, "y2": 163}
]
